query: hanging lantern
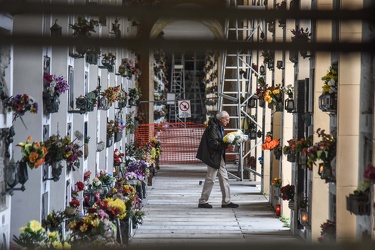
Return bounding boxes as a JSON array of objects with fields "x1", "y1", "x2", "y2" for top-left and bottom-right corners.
[
  {"x1": 267, "y1": 59, "x2": 274, "y2": 70},
  {"x1": 50, "y1": 19, "x2": 62, "y2": 37},
  {"x1": 285, "y1": 94, "x2": 295, "y2": 113},
  {"x1": 299, "y1": 208, "x2": 309, "y2": 226},
  {"x1": 259, "y1": 65, "x2": 266, "y2": 75},
  {"x1": 318, "y1": 163, "x2": 324, "y2": 176},
  {"x1": 276, "y1": 60, "x2": 284, "y2": 69},
  {"x1": 275, "y1": 204, "x2": 281, "y2": 217},
  {"x1": 248, "y1": 96, "x2": 257, "y2": 108}
]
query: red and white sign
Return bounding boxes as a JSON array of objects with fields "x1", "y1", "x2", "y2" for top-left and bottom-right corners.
[{"x1": 178, "y1": 100, "x2": 191, "y2": 118}]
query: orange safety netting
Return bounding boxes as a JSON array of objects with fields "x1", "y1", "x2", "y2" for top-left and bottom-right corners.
[
  {"x1": 135, "y1": 122, "x2": 238, "y2": 165},
  {"x1": 135, "y1": 122, "x2": 206, "y2": 164}
]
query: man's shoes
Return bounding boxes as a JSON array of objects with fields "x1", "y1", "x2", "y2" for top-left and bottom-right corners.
[
  {"x1": 198, "y1": 203, "x2": 213, "y2": 208},
  {"x1": 221, "y1": 202, "x2": 239, "y2": 208}
]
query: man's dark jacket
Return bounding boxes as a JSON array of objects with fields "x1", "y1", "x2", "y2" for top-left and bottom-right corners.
[{"x1": 196, "y1": 117, "x2": 227, "y2": 169}]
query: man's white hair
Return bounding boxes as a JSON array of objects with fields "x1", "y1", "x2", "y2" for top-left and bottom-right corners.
[{"x1": 216, "y1": 111, "x2": 229, "y2": 120}]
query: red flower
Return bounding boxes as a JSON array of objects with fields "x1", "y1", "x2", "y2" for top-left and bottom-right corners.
[
  {"x1": 84, "y1": 170, "x2": 91, "y2": 181},
  {"x1": 69, "y1": 199, "x2": 80, "y2": 208},
  {"x1": 75, "y1": 181, "x2": 85, "y2": 191}
]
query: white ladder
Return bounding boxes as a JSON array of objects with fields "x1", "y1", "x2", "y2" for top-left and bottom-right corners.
[
  {"x1": 169, "y1": 54, "x2": 185, "y2": 123},
  {"x1": 218, "y1": 0, "x2": 264, "y2": 181}
]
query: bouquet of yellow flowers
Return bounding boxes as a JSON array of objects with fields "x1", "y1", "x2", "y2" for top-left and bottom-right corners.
[
  {"x1": 223, "y1": 130, "x2": 245, "y2": 146},
  {"x1": 17, "y1": 136, "x2": 47, "y2": 169}
]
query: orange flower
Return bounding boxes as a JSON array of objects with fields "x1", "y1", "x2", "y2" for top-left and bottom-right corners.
[
  {"x1": 26, "y1": 136, "x2": 32, "y2": 143},
  {"x1": 33, "y1": 141, "x2": 41, "y2": 149},
  {"x1": 28, "y1": 152, "x2": 39, "y2": 163},
  {"x1": 265, "y1": 136, "x2": 272, "y2": 143},
  {"x1": 35, "y1": 158, "x2": 44, "y2": 168}
]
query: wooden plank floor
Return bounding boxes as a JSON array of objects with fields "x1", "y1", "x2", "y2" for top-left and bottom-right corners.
[{"x1": 128, "y1": 163, "x2": 303, "y2": 249}]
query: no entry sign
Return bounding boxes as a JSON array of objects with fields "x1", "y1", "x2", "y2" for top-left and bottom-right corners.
[{"x1": 178, "y1": 100, "x2": 191, "y2": 118}]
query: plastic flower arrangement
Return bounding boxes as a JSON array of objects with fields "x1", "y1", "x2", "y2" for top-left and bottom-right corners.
[
  {"x1": 318, "y1": 219, "x2": 336, "y2": 242},
  {"x1": 44, "y1": 73, "x2": 70, "y2": 97},
  {"x1": 283, "y1": 138, "x2": 296, "y2": 155},
  {"x1": 295, "y1": 136, "x2": 313, "y2": 153},
  {"x1": 64, "y1": 131, "x2": 84, "y2": 171},
  {"x1": 125, "y1": 111, "x2": 136, "y2": 135},
  {"x1": 125, "y1": 160, "x2": 150, "y2": 181},
  {"x1": 69, "y1": 198, "x2": 80, "y2": 208},
  {"x1": 321, "y1": 66, "x2": 338, "y2": 94},
  {"x1": 107, "y1": 119, "x2": 126, "y2": 137},
  {"x1": 148, "y1": 137, "x2": 162, "y2": 160},
  {"x1": 67, "y1": 213, "x2": 116, "y2": 243},
  {"x1": 306, "y1": 128, "x2": 336, "y2": 169},
  {"x1": 17, "y1": 136, "x2": 47, "y2": 169},
  {"x1": 264, "y1": 84, "x2": 283, "y2": 109},
  {"x1": 280, "y1": 184, "x2": 295, "y2": 201},
  {"x1": 99, "y1": 197, "x2": 127, "y2": 220},
  {"x1": 291, "y1": 25, "x2": 311, "y2": 42},
  {"x1": 223, "y1": 130, "x2": 245, "y2": 146},
  {"x1": 97, "y1": 170, "x2": 116, "y2": 186},
  {"x1": 271, "y1": 177, "x2": 282, "y2": 188},
  {"x1": 101, "y1": 86, "x2": 121, "y2": 104},
  {"x1": 128, "y1": 87, "x2": 142, "y2": 103},
  {"x1": 43, "y1": 134, "x2": 71, "y2": 164},
  {"x1": 364, "y1": 164, "x2": 375, "y2": 181},
  {"x1": 4, "y1": 94, "x2": 38, "y2": 122},
  {"x1": 114, "y1": 148, "x2": 125, "y2": 166},
  {"x1": 69, "y1": 16, "x2": 99, "y2": 36},
  {"x1": 262, "y1": 133, "x2": 280, "y2": 150},
  {"x1": 42, "y1": 210, "x2": 66, "y2": 233},
  {"x1": 280, "y1": 84, "x2": 294, "y2": 97},
  {"x1": 13, "y1": 220, "x2": 68, "y2": 249}
]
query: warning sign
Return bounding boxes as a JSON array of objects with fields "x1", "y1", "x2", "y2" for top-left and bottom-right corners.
[{"x1": 178, "y1": 100, "x2": 191, "y2": 118}]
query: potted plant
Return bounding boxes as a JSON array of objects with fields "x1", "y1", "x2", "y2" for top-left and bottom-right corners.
[
  {"x1": 125, "y1": 111, "x2": 136, "y2": 135},
  {"x1": 3, "y1": 94, "x2": 38, "y2": 124},
  {"x1": 280, "y1": 184, "x2": 295, "y2": 209},
  {"x1": 276, "y1": 1, "x2": 286, "y2": 27},
  {"x1": 100, "y1": 52, "x2": 116, "y2": 72},
  {"x1": 17, "y1": 136, "x2": 47, "y2": 169},
  {"x1": 99, "y1": 85, "x2": 121, "y2": 110},
  {"x1": 85, "y1": 47, "x2": 101, "y2": 65},
  {"x1": 295, "y1": 135, "x2": 313, "y2": 166},
  {"x1": 318, "y1": 220, "x2": 336, "y2": 242},
  {"x1": 69, "y1": 17, "x2": 99, "y2": 58},
  {"x1": 117, "y1": 87, "x2": 128, "y2": 109},
  {"x1": 306, "y1": 128, "x2": 336, "y2": 175},
  {"x1": 283, "y1": 138, "x2": 297, "y2": 162},
  {"x1": 128, "y1": 87, "x2": 142, "y2": 106},
  {"x1": 319, "y1": 66, "x2": 338, "y2": 112},
  {"x1": 264, "y1": 84, "x2": 283, "y2": 112},
  {"x1": 291, "y1": 25, "x2": 312, "y2": 58},
  {"x1": 346, "y1": 180, "x2": 371, "y2": 216},
  {"x1": 43, "y1": 73, "x2": 69, "y2": 114},
  {"x1": 262, "y1": 133, "x2": 280, "y2": 151}
]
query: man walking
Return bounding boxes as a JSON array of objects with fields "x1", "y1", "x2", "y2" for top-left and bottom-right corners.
[{"x1": 196, "y1": 111, "x2": 239, "y2": 209}]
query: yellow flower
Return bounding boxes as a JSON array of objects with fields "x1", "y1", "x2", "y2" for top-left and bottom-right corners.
[
  {"x1": 322, "y1": 84, "x2": 330, "y2": 93},
  {"x1": 272, "y1": 89, "x2": 280, "y2": 95},
  {"x1": 53, "y1": 242, "x2": 63, "y2": 249},
  {"x1": 68, "y1": 220, "x2": 77, "y2": 229},
  {"x1": 79, "y1": 223, "x2": 88, "y2": 232},
  {"x1": 264, "y1": 95, "x2": 273, "y2": 103},
  {"x1": 91, "y1": 218, "x2": 100, "y2": 228},
  {"x1": 48, "y1": 231, "x2": 57, "y2": 239},
  {"x1": 19, "y1": 227, "x2": 26, "y2": 232},
  {"x1": 28, "y1": 220, "x2": 43, "y2": 232},
  {"x1": 63, "y1": 242, "x2": 71, "y2": 249}
]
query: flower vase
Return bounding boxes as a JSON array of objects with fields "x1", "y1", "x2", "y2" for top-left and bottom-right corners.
[
  {"x1": 106, "y1": 135, "x2": 113, "y2": 148},
  {"x1": 298, "y1": 152, "x2": 307, "y2": 166},
  {"x1": 65, "y1": 206, "x2": 77, "y2": 215},
  {"x1": 288, "y1": 200, "x2": 295, "y2": 210},
  {"x1": 84, "y1": 143, "x2": 89, "y2": 159},
  {"x1": 43, "y1": 92, "x2": 60, "y2": 114},
  {"x1": 346, "y1": 194, "x2": 370, "y2": 215},
  {"x1": 259, "y1": 99, "x2": 265, "y2": 108},
  {"x1": 275, "y1": 103, "x2": 283, "y2": 112},
  {"x1": 98, "y1": 96, "x2": 110, "y2": 110},
  {"x1": 287, "y1": 153, "x2": 296, "y2": 163},
  {"x1": 273, "y1": 187, "x2": 280, "y2": 198},
  {"x1": 51, "y1": 162, "x2": 63, "y2": 182},
  {"x1": 249, "y1": 130, "x2": 257, "y2": 140},
  {"x1": 114, "y1": 131, "x2": 122, "y2": 142},
  {"x1": 147, "y1": 174, "x2": 153, "y2": 186}
]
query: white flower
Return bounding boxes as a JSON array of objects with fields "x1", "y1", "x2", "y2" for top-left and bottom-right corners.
[{"x1": 227, "y1": 133, "x2": 235, "y2": 143}]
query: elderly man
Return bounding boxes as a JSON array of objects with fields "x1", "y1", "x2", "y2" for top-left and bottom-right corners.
[{"x1": 196, "y1": 111, "x2": 239, "y2": 209}]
